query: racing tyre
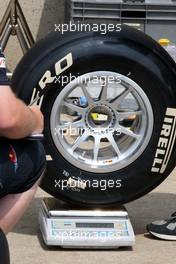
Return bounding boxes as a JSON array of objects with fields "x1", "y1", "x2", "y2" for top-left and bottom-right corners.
[{"x1": 12, "y1": 25, "x2": 176, "y2": 206}]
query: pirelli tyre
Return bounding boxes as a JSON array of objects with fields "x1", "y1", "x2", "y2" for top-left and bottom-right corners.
[{"x1": 12, "y1": 25, "x2": 176, "y2": 207}]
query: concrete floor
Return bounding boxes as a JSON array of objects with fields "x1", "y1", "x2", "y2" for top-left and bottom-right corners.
[{"x1": 7, "y1": 170, "x2": 176, "y2": 264}]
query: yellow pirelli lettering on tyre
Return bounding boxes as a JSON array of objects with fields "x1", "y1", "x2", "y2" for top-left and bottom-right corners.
[{"x1": 152, "y1": 108, "x2": 176, "y2": 174}]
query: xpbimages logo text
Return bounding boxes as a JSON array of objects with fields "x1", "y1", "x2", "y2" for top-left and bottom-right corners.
[
  {"x1": 54, "y1": 21, "x2": 122, "y2": 35},
  {"x1": 54, "y1": 178, "x2": 122, "y2": 191}
]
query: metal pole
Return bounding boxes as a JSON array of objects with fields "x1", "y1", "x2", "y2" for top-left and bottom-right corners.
[{"x1": 0, "y1": 0, "x2": 35, "y2": 53}]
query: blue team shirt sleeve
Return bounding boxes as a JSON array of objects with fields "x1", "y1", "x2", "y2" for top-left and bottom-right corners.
[{"x1": 0, "y1": 47, "x2": 10, "y2": 86}]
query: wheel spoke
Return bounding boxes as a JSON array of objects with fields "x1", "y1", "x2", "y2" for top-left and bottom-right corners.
[
  {"x1": 93, "y1": 136, "x2": 101, "y2": 162},
  {"x1": 117, "y1": 110, "x2": 143, "y2": 120},
  {"x1": 99, "y1": 78, "x2": 108, "y2": 102},
  {"x1": 119, "y1": 125, "x2": 141, "y2": 139},
  {"x1": 80, "y1": 84, "x2": 94, "y2": 105},
  {"x1": 71, "y1": 132, "x2": 89, "y2": 152},
  {"x1": 107, "y1": 134, "x2": 121, "y2": 156},
  {"x1": 110, "y1": 88, "x2": 132, "y2": 108},
  {"x1": 63, "y1": 101, "x2": 86, "y2": 115}
]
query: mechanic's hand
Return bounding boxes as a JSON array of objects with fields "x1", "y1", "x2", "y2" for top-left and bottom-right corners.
[{"x1": 29, "y1": 105, "x2": 44, "y2": 134}]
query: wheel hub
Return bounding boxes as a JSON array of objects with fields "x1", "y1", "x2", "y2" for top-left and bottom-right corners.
[{"x1": 86, "y1": 104, "x2": 115, "y2": 130}]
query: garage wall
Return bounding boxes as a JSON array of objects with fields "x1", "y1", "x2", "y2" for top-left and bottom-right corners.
[{"x1": 0, "y1": 0, "x2": 65, "y2": 70}]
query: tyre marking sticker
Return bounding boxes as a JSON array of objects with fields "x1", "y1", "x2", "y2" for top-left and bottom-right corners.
[{"x1": 151, "y1": 108, "x2": 176, "y2": 174}]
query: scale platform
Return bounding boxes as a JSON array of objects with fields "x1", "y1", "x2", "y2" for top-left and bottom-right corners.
[{"x1": 39, "y1": 198, "x2": 135, "y2": 249}]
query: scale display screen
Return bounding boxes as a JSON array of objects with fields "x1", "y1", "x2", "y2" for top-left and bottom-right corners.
[{"x1": 76, "y1": 223, "x2": 114, "y2": 228}]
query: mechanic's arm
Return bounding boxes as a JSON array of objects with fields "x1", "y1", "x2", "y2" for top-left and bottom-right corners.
[{"x1": 0, "y1": 51, "x2": 43, "y2": 139}]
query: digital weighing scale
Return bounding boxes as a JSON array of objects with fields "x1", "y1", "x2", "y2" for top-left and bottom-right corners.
[{"x1": 39, "y1": 198, "x2": 135, "y2": 248}]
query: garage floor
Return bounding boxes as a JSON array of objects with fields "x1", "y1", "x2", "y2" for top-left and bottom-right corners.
[{"x1": 7, "y1": 170, "x2": 176, "y2": 264}]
